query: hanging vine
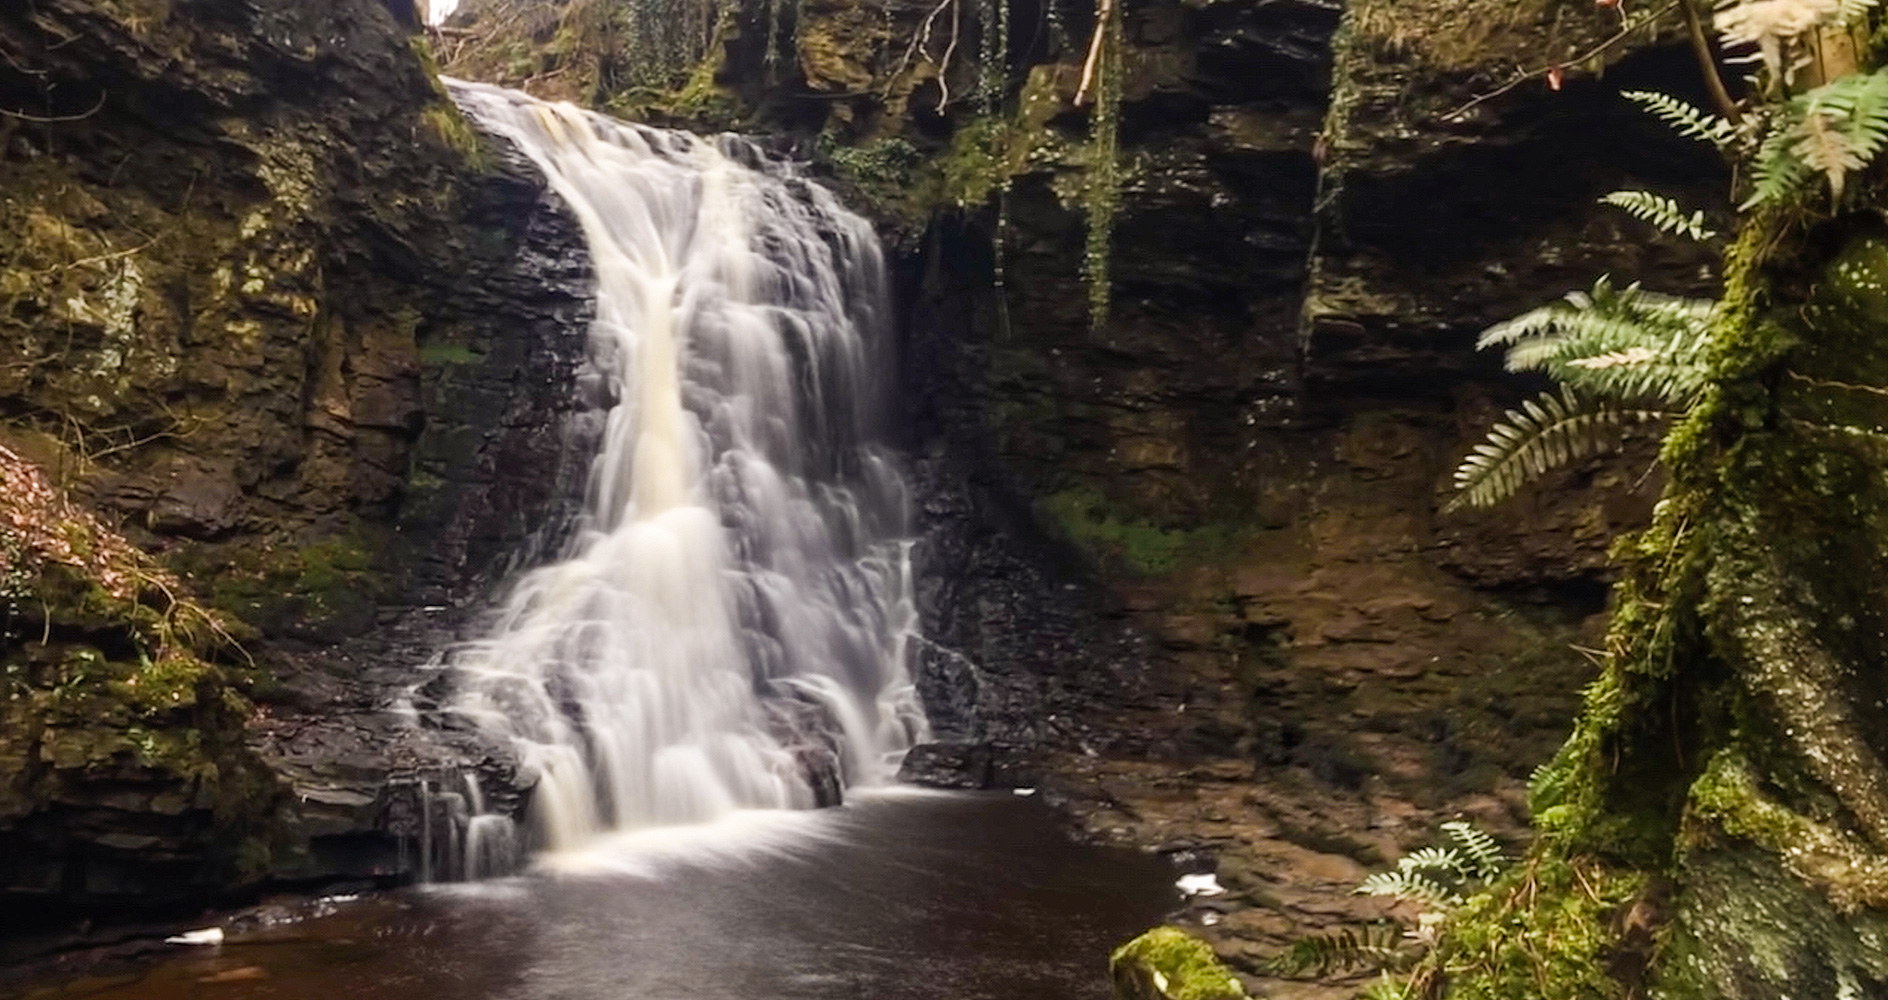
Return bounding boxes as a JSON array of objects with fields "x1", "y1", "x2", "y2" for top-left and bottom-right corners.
[
  {"x1": 1077, "y1": 0, "x2": 1123, "y2": 329},
  {"x1": 555, "y1": 0, "x2": 723, "y2": 95},
  {"x1": 762, "y1": 0, "x2": 804, "y2": 77},
  {"x1": 1046, "y1": 0, "x2": 1072, "y2": 59},
  {"x1": 976, "y1": 0, "x2": 1010, "y2": 110}
]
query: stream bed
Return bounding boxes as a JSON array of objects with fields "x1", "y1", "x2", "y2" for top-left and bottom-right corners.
[{"x1": 12, "y1": 791, "x2": 1178, "y2": 1000}]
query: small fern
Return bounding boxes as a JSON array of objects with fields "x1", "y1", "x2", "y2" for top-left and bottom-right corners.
[
  {"x1": 1746, "y1": 68, "x2": 1888, "y2": 207},
  {"x1": 1274, "y1": 823, "x2": 1508, "y2": 988},
  {"x1": 1266, "y1": 923, "x2": 1411, "y2": 977},
  {"x1": 1623, "y1": 90, "x2": 1738, "y2": 148},
  {"x1": 1600, "y1": 190, "x2": 1718, "y2": 241},
  {"x1": 1440, "y1": 821, "x2": 1505, "y2": 880},
  {"x1": 1356, "y1": 824, "x2": 1508, "y2": 906},
  {"x1": 1358, "y1": 867, "x2": 1464, "y2": 908}
]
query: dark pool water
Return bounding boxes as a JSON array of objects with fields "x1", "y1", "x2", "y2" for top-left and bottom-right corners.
[{"x1": 18, "y1": 790, "x2": 1178, "y2": 1000}]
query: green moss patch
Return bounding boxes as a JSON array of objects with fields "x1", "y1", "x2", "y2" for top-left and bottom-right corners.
[
  {"x1": 1405, "y1": 854, "x2": 1646, "y2": 1000},
  {"x1": 1110, "y1": 927, "x2": 1246, "y2": 1000},
  {"x1": 1043, "y1": 485, "x2": 1252, "y2": 577}
]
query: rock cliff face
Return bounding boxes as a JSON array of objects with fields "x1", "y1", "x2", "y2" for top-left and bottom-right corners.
[
  {"x1": 0, "y1": 0, "x2": 592, "y2": 931},
  {"x1": 888, "y1": 5, "x2": 1712, "y2": 984}
]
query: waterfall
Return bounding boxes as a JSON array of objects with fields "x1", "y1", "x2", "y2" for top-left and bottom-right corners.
[{"x1": 442, "y1": 81, "x2": 930, "y2": 859}]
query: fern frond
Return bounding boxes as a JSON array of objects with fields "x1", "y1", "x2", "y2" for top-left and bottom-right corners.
[
  {"x1": 1796, "y1": 113, "x2": 1866, "y2": 197},
  {"x1": 1447, "y1": 387, "x2": 1670, "y2": 510},
  {"x1": 1558, "y1": 349, "x2": 1711, "y2": 402},
  {"x1": 1478, "y1": 275, "x2": 1630, "y2": 352},
  {"x1": 1357, "y1": 869, "x2": 1462, "y2": 908},
  {"x1": 1600, "y1": 190, "x2": 1717, "y2": 241},
  {"x1": 1501, "y1": 308, "x2": 1685, "y2": 373},
  {"x1": 1476, "y1": 297, "x2": 1584, "y2": 351},
  {"x1": 1799, "y1": 64, "x2": 1888, "y2": 192},
  {"x1": 1267, "y1": 924, "x2": 1411, "y2": 977},
  {"x1": 1623, "y1": 90, "x2": 1738, "y2": 147},
  {"x1": 1527, "y1": 760, "x2": 1565, "y2": 807},
  {"x1": 1479, "y1": 276, "x2": 1713, "y2": 405},
  {"x1": 1746, "y1": 113, "x2": 1816, "y2": 207},
  {"x1": 1713, "y1": 0, "x2": 1855, "y2": 81},
  {"x1": 1745, "y1": 68, "x2": 1888, "y2": 206},
  {"x1": 1398, "y1": 846, "x2": 1463, "y2": 869},
  {"x1": 1440, "y1": 821, "x2": 1505, "y2": 880}
]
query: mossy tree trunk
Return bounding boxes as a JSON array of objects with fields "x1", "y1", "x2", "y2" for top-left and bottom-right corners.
[{"x1": 1422, "y1": 165, "x2": 1888, "y2": 1000}]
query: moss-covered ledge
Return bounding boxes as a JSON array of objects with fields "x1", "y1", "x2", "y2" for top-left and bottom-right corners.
[{"x1": 0, "y1": 445, "x2": 282, "y2": 931}]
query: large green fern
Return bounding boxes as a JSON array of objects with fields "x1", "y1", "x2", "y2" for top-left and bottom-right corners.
[
  {"x1": 1451, "y1": 277, "x2": 1712, "y2": 510},
  {"x1": 1485, "y1": 277, "x2": 1714, "y2": 400}
]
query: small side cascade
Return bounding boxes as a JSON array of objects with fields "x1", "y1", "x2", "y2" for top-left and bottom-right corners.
[
  {"x1": 462, "y1": 774, "x2": 521, "y2": 879},
  {"x1": 399, "y1": 771, "x2": 520, "y2": 883},
  {"x1": 433, "y1": 80, "x2": 930, "y2": 869}
]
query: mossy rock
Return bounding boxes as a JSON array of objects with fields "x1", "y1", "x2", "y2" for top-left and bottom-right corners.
[
  {"x1": 1655, "y1": 844, "x2": 1888, "y2": 999},
  {"x1": 1110, "y1": 927, "x2": 1246, "y2": 1000}
]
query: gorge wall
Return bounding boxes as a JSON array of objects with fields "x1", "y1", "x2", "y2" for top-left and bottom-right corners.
[
  {"x1": 0, "y1": 0, "x2": 594, "y2": 934},
  {"x1": 0, "y1": 0, "x2": 1725, "y2": 987},
  {"x1": 438, "y1": 0, "x2": 1725, "y2": 985}
]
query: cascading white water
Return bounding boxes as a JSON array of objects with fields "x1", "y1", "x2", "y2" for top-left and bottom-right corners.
[{"x1": 443, "y1": 81, "x2": 929, "y2": 857}]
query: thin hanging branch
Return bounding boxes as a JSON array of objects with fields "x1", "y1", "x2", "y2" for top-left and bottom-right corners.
[
  {"x1": 885, "y1": 0, "x2": 956, "y2": 103},
  {"x1": 935, "y1": 0, "x2": 964, "y2": 112},
  {"x1": 0, "y1": 90, "x2": 106, "y2": 123},
  {"x1": 1442, "y1": 1, "x2": 1680, "y2": 121},
  {"x1": 1074, "y1": 0, "x2": 1113, "y2": 107},
  {"x1": 1681, "y1": 0, "x2": 1744, "y2": 123}
]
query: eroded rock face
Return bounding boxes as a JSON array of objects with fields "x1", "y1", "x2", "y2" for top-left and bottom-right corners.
[{"x1": 0, "y1": 0, "x2": 592, "y2": 928}]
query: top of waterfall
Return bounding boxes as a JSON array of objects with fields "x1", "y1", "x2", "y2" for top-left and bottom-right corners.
[{"x1": 441, "y1": 78, "x2": 805, "y2": 181}]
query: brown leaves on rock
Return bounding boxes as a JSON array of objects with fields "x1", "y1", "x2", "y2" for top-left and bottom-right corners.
[{"x1": 0, "y1": 442, "x2": 173, "y2": 603}]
